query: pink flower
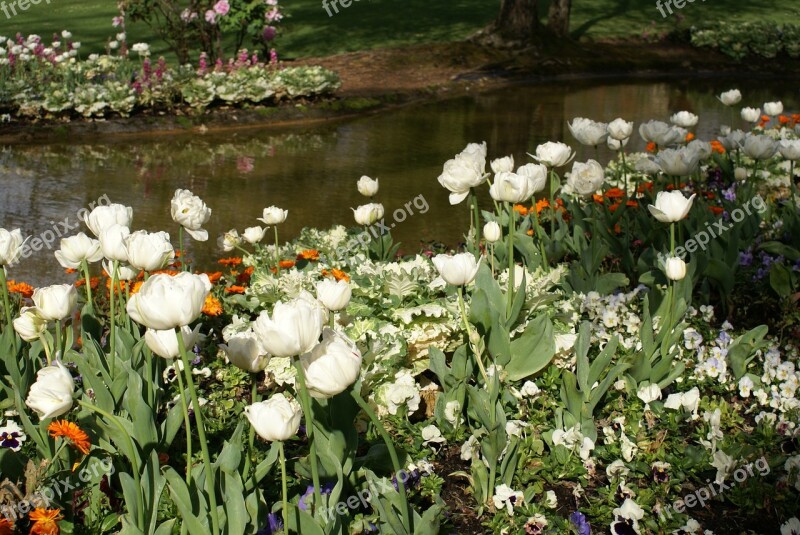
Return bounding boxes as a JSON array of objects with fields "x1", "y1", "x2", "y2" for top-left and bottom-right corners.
[
  {"x1": 213, "y1": 0, "x2": 230, "y2": 16},
  {"x1": 204, "y1": 9, "x2": 217, "y2": 24},
  {"x1": 112, "y1": 16, "x2": 124, "y2": 27}
]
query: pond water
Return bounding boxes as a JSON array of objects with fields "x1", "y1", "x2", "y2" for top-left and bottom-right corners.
[{"x1": 1, "y1": 76, "x2": 796, "y2": 286}]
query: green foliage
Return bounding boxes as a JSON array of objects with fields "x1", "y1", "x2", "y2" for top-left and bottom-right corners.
[{"x1": 691, "y1": 22, "x2": 800, "y2": 60}]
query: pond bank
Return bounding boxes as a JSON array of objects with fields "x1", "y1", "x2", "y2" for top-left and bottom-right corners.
[{"x1": 1, "y1": 38, "x2": 797, "y2": 145}]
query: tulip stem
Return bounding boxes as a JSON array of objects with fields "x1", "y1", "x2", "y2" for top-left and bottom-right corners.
[
  {"x1": 470, "y1": 189, "x2": 480, "y2": 250},
  {"x1": 350, "y1": 389, "x2": 413, "y2": 533},
  {"x1": 489, "y1": 244, "x2": 494, "y2": 276},
  {"x1": 173, "y1": 360, "x2": 193, "y2": 486},
  {"x1": 292, "y1": 359, "x2": 323, "y2": 517},
  {"x1": 80, "y1": 259, "x2": 94, "y2": 314},
  {"x1": 0, "y1": 267, "x2": 13, "y2": 330},
  {"x1": 506, "y1": 203, "x2": 515, "y2": 318},
  {"x1": 458, "y1": 286, "x2": 489, "y2": 385},
  {"x1": 274, "y1": 226, "x2": 280, "y2": 274},
  {"x1": 109, "y1": 260, "x2": 118, "y2": 376},
  {"x1": 791, "y1": 161, "x2": 798, "y2": 217},
  {"x1": 54, "y1": 319, "x2": 62, "y2": 361},
  {"x1": 177, "y1": 332, "x2": 220, "y2": 535},
  {"x1": 78, "y1": 400, "x2": 145, "y2": 530},
  {"x1": 244, "y1": 379, "x2": 258, "y2": 477},
  {"x1": 178, "y1": 227, "x2": 186, "y2": 273},
  {"x1": 38, "y1": 333, "x2": 52, "y2": 365},
  {"x1": 279, "y1": 441, "x2": 289, "y2": 533}
]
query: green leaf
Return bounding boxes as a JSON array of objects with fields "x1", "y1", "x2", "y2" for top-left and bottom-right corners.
[{"x1": 504, "y1": 315, "x2": 555, "y2": 381}]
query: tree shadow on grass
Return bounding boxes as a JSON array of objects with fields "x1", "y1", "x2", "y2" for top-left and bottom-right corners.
[{"x1": 570, "y1": 0, "x2": 632, "y2": 40}]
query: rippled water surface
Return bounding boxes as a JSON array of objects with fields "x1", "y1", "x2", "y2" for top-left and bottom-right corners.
[{"x1": 1, "y1": 77, "x2": 797, "y2": 285}]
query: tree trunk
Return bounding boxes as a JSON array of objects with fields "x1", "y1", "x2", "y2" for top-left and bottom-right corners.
[
  {"x1": 495, "y1": 0, "x2": 540, "y2": 41},
  {"x1": 547, "y1": 0, "x2": 572, "y2": 38}
]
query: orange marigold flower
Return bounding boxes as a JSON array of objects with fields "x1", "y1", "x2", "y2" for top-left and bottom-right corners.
[
  {"x1": 322, "y1": 269, "x2": 350, "y2": 282},
  {"x1": 605, "y1": 188, "x2": 625, "y2": 199},
  {"x1": 298, "y1": 249, "x2": 320, "y2": 261},
  {"x1": 7, "y1": 280, "x2": 34, "y2": 298},
  {"x1": 205, "y1": 271, "x2": 223, "y2": 284},
  {"x1": 64, "y1": 268, "x2": 78, "y2": 274},
  {"x1": 202, "y1": 295, "x2": 223, "y2": 316},
  {"x1": 710, "y1": 140, "x2": 726, "y2": 154},
  {"x1": 129, "y1": 281, "x2": 144, "y2": 295},
  {"x1": 149, "y1": 269, "x2": 178, "y2": 277},
  {"x1": 105, "y1": 279, "x2": 127, "y2": 294},
  {"x1": 626, "y1": 200, "x2": 638, "y2": 208},
  {"x1": 218, "y1": 257, "x2": 243, "y2": 266},
  {"x1": 48, "y1": 420, "x2": 91, "y2": 455},
  {"x1": 665, "y1": 182, "x2": 687, "y2": 191},
  {"x1": 236, "y1": 266, "x2": 254, "y2": 285},
  {"x1": 225, "y1": 286, "x2": 246, "y2": 295},
  {"x1": 646, "y1": 141, "x2": 657, "y2": 153},
  {"x1": 280, "y1": 260, "x2": 296, "y2": 269},
  {"x1": 592, "y1": 194, "x2": 604, "y2": 204},
  {"x1": 637, "y1": 182, "x2": 654, "y2": 193},
  {"x1": 513, "y1": 204, "x2": 529, "y2": 216},
  {"x1": 761, "y1": 115, "x2": 770, "y2": 122},
  {"x1": 685, "y1": 132, "x2": 695, "y2": 142},
  {"x1": 709, "y1": 206, "x2": 724, "y2": 216},
  {"x1": 0, "y1": 517, "x2": 13, "y2": 535},
  {"x1": 29, "y1": 508, "x2": 62, "y2": 535},
  {"x1": 535, "y1": 199, "x2": 550, "y2": 215},
  {"x1": 613, "y1": 224, "x2": 622, "y2": 234},
  {"x1": 779, "y1": 115, "x2": 790, "y2": 125},
  {"x1": 792, "y1": 114, "x2": 800, "y2": 126},
  {"x1": 608, "y1": 202, "x2": 622, "y2": 213},
  {"x1": 703, "y1": 191, "x2": 715, "y2": 200},
  {"x1": 526, "y1": 229, "x2": 534, "y2": 236}
]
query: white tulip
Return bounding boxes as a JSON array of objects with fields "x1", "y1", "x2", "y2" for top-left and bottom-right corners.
[
  {"x1": 0, "y1": 228, "x2": 24, "y2": 266},
  {"x1": 218, "y1": 229, "x2": 241, "y2": 252},
  {"x1": 124, "y1": 230, "x2": 174, "y2": 272},
  {"x1": 634, "y1": 158, "x2": 662, "y2": 175},
  {"x1": 242, "y1": 226, "x2": 266, "y2": 245},
  {"x1": 663, "y1": 256, "x2": 687, "y2": 281},
  {"x1": 25, "y1": 361, "x2": 74, "y2": 420},
  {"x1": 104, "y1": 260, "x2": 139, "y2": 281},
  {"x1": 740, "y1": 107, "x2": 761, "y2": 123},
  {"x1": 741, "y1": 134, "x2": 778, "y2": 160},
  {"x1": 483, "y1": 221, "x2": 502, "y2": 243},
  {"x1": 221, "y1": 330, "x2": 269, "y2": 373},
  {"x1": 437, "y1": 151, "x2": 487, "y2": 205},
  {"x1": 670, "y1": 111, "x2": 699, "y2": 128},
  {"x1": 145, "y1": 324, "x2": 205, "y2": 359},
  {"x1": 356, "y1": 176, "x2": 379, "y2": 197},
  {"x1": 126, "y1": 272, "x2": 212, "y2": 330},
  {"x1": 489, "y1": 171, "x2": 536, "y2": 203},
  {"x1": 300, "y1": 328, "x2": 362, "y2": 398},
  {"x1": 566, "y1": 159, "x2": 605, "y2": 195},
  {"x1": 607, "y1": 118, "x2": 634, "y2": 141},
  {"x1": 567, "y1": 117, "x2": 608, "y2": 146},
  {"x1": 764, "y1": 101, "x2": 783, "y2": 116},
  {"x1": 648, "y1": 190, "x2": 696, "y2": 223},
  {"x1": 99, "y1": 224, "x2": 130, "y2": 262},
  {"x1": 170, "y1": 189, "x2": 211, "y2": 241},
  {"x1": 687, "y1": 139, "x2": 712, "y2": 160},
  {"x1": 32, "y1": 284, "x2": 77, "y2": 321},
  {"x1": 655, "y1": 147, "x2": 701, "y2": 177},
  {"x1": 779, "y1": 140, "x2": 800, "y2": 161},
  {"x1": 245, "y1": 393, "x2": 302, "y2": 442},
  {"x1": 257, "y1": 206, "x2": 288, "y2": 225},
  {"x1": 734, "y1": 167, "x2": 748, "y2": 181},
  {"x1": 718, "y1": 89, "x2": 741, "y2": 106},
  {"x1": 352, "y1": 203, "x2": 384, "y2": 226},
  {"x1": 316, "y1": 278, "x2": 351, "y2": 311},
  {"x1": 83, "y1": 203, "x2": 133, "y2": 238},
  {"x1": 639, "y1": 120, "x2": 683, "y2": 147},
  {"x1": 490, "y1": 155, "x2": 515, "y2": 174},
  {"x1": 607, "y1": 137, "x2": 629, "y2": 151},
  {"x1": 432, "y1": 253, "x2": 480, "y2": 286},
  {"x1": 516, "y1": 163, "x2": 547, "y2": 194},
  {"x1": 13, "y1": 306, "x2": 47, "y2": 341},
  {"x1": 253, "y1": 295, "x2": 325, "y2": 358},
  {"x1": 718, "y1": 129, "x2": 746, "y2": 151},
  {"x1": 532, "y1": 141, "x2": 574, "y2": 167},
  {"x1": 54, "y1": 232, "x2": 103, "y2": 269}
]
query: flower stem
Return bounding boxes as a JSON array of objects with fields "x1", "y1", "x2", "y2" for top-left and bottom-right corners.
[
  {"x1": 0, "y1": 267, "x2": 13, "y2": 330},
  {"x1": 506, "y1": 204, "x2": 515, "y2": 318},
  {"x1": 244, "y1": 379, "x2": 258, "y2": 477},
  {"x1": 458, "y1": 286, "x2": 489, "y2": 385},
  {"x1": 274, "y1": 226, "x2": 280, "y2": 274},
  {"x1": 279, "y1": 441, "x2": 289, "y2": 532},
  {"x1": 109, "y1": 260, "x2": 118, "y2": 376},
  {"x1": 38, "y1": 333, "x2": 52, "y2": 365},
  {"x1": 173, "y1": 361, "x2": 193, "y2": 486},
  {"x1": 177, "y1": 331, "x2": 220, "y2": 535},
  {"x1": 81, "y1": 259, "x2": 94, "y2": 314},
  {"x1": 350, "y1": 389, "x2": 413, "y2": 533},
  {"x1": 292, "y1": 359, "x2": 323, "y2": 516}
]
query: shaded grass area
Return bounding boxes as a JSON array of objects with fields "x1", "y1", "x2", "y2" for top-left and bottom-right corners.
[{"x1": 2, "y1": 0, "x2": 798, "y2": 60}]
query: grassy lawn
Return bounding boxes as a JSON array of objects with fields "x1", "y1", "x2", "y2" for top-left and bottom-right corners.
[{"x1": 2, "y1": 0, "x2": 798, "y2": 60}]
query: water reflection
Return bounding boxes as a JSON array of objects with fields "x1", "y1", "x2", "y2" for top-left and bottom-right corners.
[{"x1": 0, "y1": 77, "x2": 795, "y2": 286}]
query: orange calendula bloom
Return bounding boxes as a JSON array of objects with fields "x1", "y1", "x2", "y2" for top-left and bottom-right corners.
[
  {"x1": 592, "y1": 194, "x2": 604, "y2": 204},
  {"x1": 205, "y1": 271, "x2": 223, "y2": 284},
  {"x1": 225, "y1": 286, "x2": 246, "y2": 295},
  {"x1": 298, "y1": 250, "x2": 320, "y2": 261},
  {"x1": 535, "y1": 199, "x2": 550, "y2": 215},
  {"x1": 646, "y1": 141, "x2": 657, "y2": 153},
  {"x1": 626, "y1": 200, "x2": 638, "y2": 208},
  {"x1": 684, "y1": 132, "x2": 695, "y2": 142},
  {"x1": 605, "y1": 188, "x2": 625, "y2": 199},
  {"x1": 608, "y1": 202, "x2": 622, "y2": 213},
  {"x1": 149, "y1": 269, "x2": 178, "y2": 277},
  {"x1": 779, "y1": 115, "x2": 790, "y2": 125},
  {"x1": 129, "y1": 281, "x2": 144, "y2": 295},
  {"x1": 236, "y1": 266, "x2": 254, "y2": 285},
  {"x1": 792, "y1": 114, "x2": 800, "y2": 126},
  {"x1": 526, "y1": 229, "x2": 534, "y2": 236},
  {"x1": 513, "y1": 204, "x2": 529, "y2": 216},
  {"x1": 64, "y1": 268, "x2": 78, "y2": 274},
  {"x1": 665, "y1": 182, "x2": 687, "y2": 191},
  {"x1": 218, "y1": 257, "x2": 243, "y2": 266},
  {"x1": 637, "y1": 182, "x2": 655, "y2": 194},
  {"x1": 710, "y1": 140, "x2": 726, "y2": 154},
  {"x1": 48, "y1": 420, "x2": 91, "y2": 455},
  {"x1": 709, "y1": 206, "x2": 724, "y2": 216},
  {"x1": 7, "y1": 280, "x2": 34, "y2": 298},
  {"x1": 29, "y1": 508, "x2": 62, "y2": 535},
  {"x1": 279, "y1": 260, "x2": 296, "y2": 269},
  {"x1": 202, "y1": 295, "x2": 223, "y2": 316},
  {"x1": 322, "y1": 269, "x2": 350, "y2": 282}
]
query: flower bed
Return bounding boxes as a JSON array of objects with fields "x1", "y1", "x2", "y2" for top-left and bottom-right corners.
[{"x1": 0, "y1": 91, "x2": 800, "y2": 534}]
